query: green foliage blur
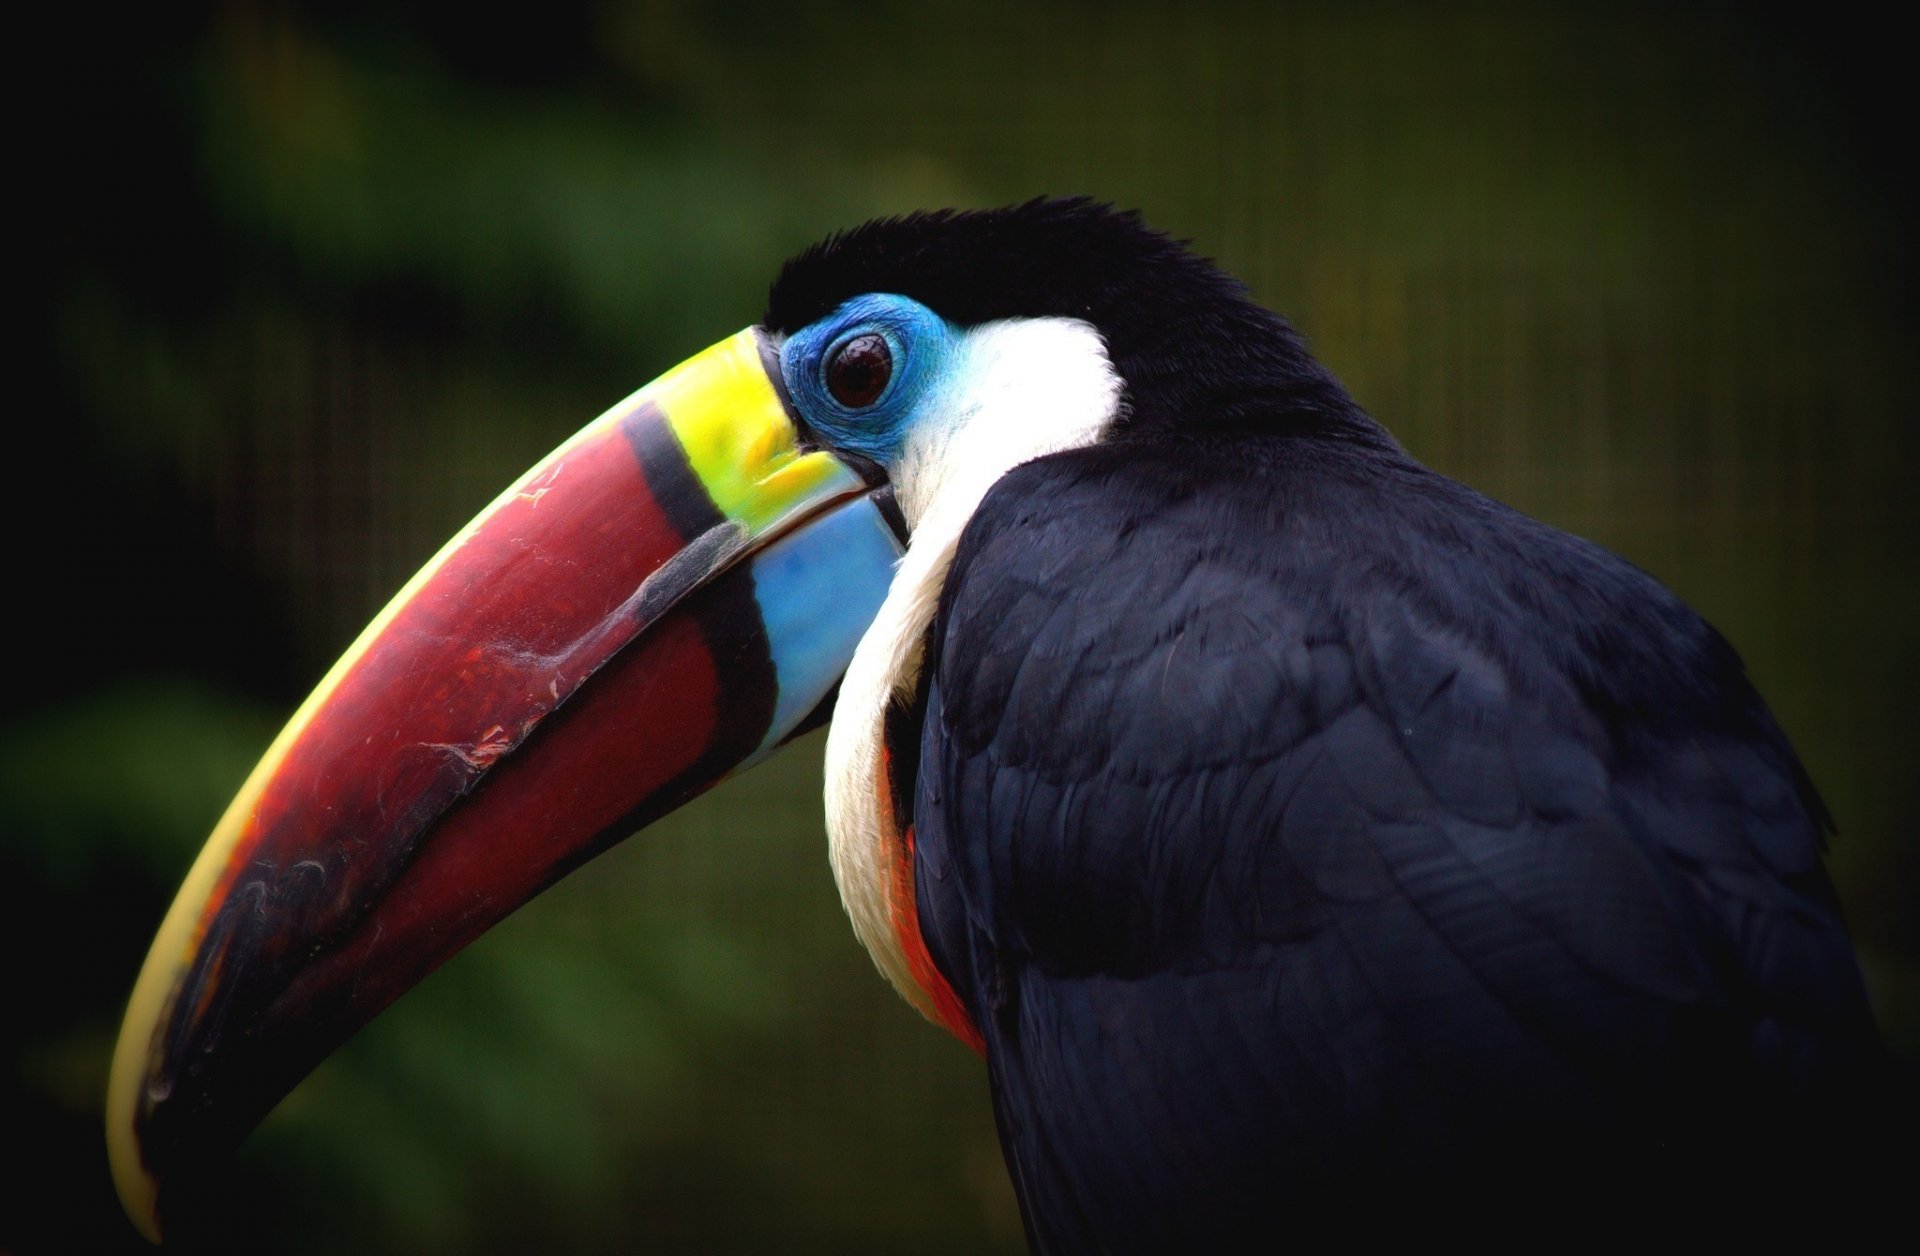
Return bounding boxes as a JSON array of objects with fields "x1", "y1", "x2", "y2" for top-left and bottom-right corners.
[{"x1": 13, "y1": 2, "x2": 1913, "y2": 1251}]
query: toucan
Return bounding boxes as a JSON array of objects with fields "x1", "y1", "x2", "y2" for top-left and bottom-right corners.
[{"x1": 109, "y1": 199, "x2": 1882, "y2": 1248}]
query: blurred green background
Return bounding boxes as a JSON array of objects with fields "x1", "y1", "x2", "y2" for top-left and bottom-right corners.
[{"x1": 11, "y1": 2, "x2": 1914, "y2": 1251}]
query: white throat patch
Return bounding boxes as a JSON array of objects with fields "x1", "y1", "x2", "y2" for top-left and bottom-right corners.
[{"x1": 824, "y1": 316, "x2": 1123, "y2": 1022}]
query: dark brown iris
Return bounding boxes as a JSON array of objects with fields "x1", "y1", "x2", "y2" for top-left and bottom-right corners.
[{"x1": 825, "y1": 333, "x2": 892, "y2": 408}]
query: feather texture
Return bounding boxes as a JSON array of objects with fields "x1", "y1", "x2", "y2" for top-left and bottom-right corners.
[{"x1": 914, "y1": 435, "x2": 1880, "y2": 1248}]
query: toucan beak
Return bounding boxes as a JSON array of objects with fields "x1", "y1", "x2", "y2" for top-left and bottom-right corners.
[{"x1": 106, "y1": 328, "x2": 902, "y2": 1241}]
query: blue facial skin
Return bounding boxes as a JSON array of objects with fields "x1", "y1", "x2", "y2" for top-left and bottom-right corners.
[{"x1": 778, "y1": 294, "x2": 961, "y2": 467}]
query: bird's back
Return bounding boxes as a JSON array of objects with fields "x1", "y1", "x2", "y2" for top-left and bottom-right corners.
[{"x1": 909, "y1": 432, "x2": 1880, "y2": 1249}]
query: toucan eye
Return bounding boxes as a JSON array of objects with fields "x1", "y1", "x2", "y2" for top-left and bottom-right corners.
[{"x1": 825, "y1": 333, "x2": 892, "y2": 408}]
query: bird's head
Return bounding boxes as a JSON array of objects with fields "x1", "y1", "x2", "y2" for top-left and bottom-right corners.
[
  {"x1": 765, "y1": 199, "x2": 1363, "y2": 449},
  {"x1": 106, "y1": 198, "x2": 1363, "y2": 1240}
]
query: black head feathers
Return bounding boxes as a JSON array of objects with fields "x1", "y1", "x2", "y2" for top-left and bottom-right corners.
[{"x1": 766, "y1": 198, "x2": 1378, "y2": 441}]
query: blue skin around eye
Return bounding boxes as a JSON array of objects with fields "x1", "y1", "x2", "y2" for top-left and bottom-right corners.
[{"x1": 779, "y1": 294, "x2": 961, "y2": 466}]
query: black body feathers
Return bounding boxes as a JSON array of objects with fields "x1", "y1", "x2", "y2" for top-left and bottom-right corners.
[{"x1": 915, "y1": 441, "x2": 1877, "y2": 1247}]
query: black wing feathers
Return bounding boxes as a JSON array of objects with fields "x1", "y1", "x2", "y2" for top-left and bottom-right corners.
[{"x1": 912, "y1": 437, "x2": 1876, "y2": 1250}]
